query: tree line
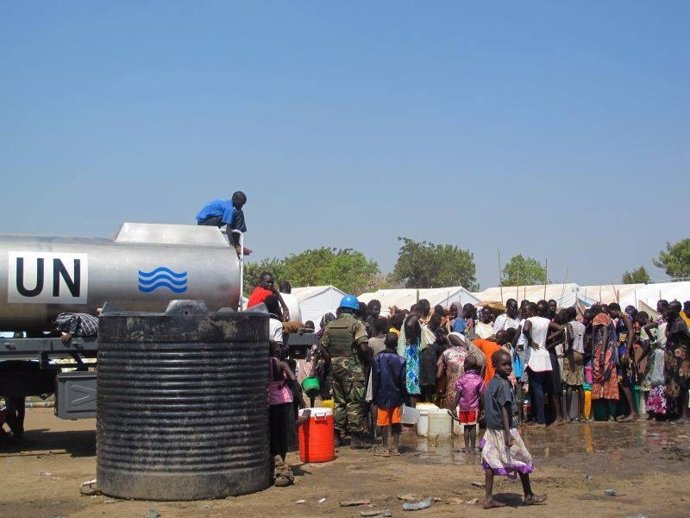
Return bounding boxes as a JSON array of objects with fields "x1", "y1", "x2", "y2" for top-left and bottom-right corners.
[{"x1": 243, "y1": 237, "x2": 690, "y2": 295}]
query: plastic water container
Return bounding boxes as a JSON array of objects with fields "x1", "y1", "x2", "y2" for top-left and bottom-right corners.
[
  {"x1": 298, "y1": 407, "x2": 335, "y2": 463},
  {"x1": 584, "y1": 365, "x2": 592, "y2": 384},
  {"x1": 301, "y1": 377, "x2": 320, "y2": 399},
  {"x1": 401, "y1": 405, "x2": 420, "y2": 425},
  {"x1": 427, "y1": 409, "x2": 452, "y2": 439},
  {"x1": 584, "y1": 390, "x2": 592, "y2": 420},
  {"x1": 415, "y1": 403, "x2": 438, "y2": 437}
]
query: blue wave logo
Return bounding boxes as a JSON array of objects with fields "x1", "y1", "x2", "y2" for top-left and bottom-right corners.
[{"x1": 138, "y1": 266, "x2": 188, "y2": 293}]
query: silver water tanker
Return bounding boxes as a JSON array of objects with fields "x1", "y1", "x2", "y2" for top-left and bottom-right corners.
[{"x1": 0, "y1": 223, "x2": 241, "y2": 332}]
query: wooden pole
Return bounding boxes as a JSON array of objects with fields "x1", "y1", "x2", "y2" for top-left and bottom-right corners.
[
  {"x1": 611, "y1": 280, "x2": 619, "y2": 304},
  {"x1": 516, "y1": 255, "x2": 520, "y2": 303},
  {"x1": 498, "y1": 249, "x2": 504, "y2": 303},
  {"x1": 560, "y1": 266, "x2": 569, "y2": 301},
  {"x1": 543, "y1": 258, "x2": 548, "y2": 300}
]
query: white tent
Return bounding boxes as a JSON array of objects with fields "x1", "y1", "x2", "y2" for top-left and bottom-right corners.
[
  {"x1": 292, "y1": 285, "x2": 346, "y2": 326},
  {"x1": 620, "y1": 281, "x2": 690, "y2": 309},
  {"x1": 472, "y1": 283, "x2": 582, "y2": 308},
  {"x1": 358, "y1": 287, "x2": 479, "y2": 316},
  {"x1": 471, "y1": 281, "x2": 690, "y2": 311},
  {"x1": 577, "y1": 284, "x2": 645, "y2": 306}
]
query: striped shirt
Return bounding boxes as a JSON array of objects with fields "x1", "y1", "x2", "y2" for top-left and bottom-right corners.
[{"x1": 55, "y1": 313, "x2": 99, "y2": 337}]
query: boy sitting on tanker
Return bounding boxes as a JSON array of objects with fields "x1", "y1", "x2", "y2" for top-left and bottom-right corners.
[{"x1": 196, "y1": 191, "x2": 253, "y2": 256}]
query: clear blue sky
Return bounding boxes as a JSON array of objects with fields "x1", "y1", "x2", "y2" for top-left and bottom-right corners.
[{"x1": 2, "y1": 2, "x2": 688, "y2": 289}]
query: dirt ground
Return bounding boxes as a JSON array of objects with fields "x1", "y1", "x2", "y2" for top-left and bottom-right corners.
[{"x1": 2, "y1": 409, "x2": 690, "y2": 518}]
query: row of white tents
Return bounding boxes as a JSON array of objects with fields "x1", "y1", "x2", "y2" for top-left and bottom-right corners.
[
  {"x1": 472, "y1": 281, "x2": 690, "y2": 315},
  {"x1": 289, "y1": 282, "x2": 690, "y2": 323}
]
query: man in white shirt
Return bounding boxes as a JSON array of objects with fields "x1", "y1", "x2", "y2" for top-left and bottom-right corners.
[{"x1": 493, "y1": 298, "x2": 521, "y2": 334}]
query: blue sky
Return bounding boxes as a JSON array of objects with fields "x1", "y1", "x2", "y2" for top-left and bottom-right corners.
[{"x1": 2, "y1": 2, "x2": 688, "y2": 289}]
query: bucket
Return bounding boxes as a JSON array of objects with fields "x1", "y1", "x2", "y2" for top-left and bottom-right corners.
[
  {"x1": 584, "y1": 390, "x2": 592, "y2": 419},
  {"x1": 298, "y1": 407, "x2": 335, "y2": 463},
  {"x1": 401, "y1": 405, "x2": 420, "y2": 425},
  {"x1": 301, "y1": 377, "x2": 321, "y2": 399},
  {"x1": 584, "y1": 365, "x2": 592, "y2": 384},
  {"x1": 415, "y1": 403, "x2": 438, "y2": 437},
  {"x1": 427, "y1": 409, "x2": 452, "y2": 439}
]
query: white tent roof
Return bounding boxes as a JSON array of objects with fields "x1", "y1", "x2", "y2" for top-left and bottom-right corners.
[
  {"x1": 292, "y1": 285, "x2": 346, "y2": 326},
  {"x1": 472, "y1": 282, "x2": 690, "y2": 311},
  {"x1": 577, "y1": 284, "x2": 645, "y2": 305},
  {"x1": 620, "y1": 281, "x2": 690, "y2": 309},
  {"x1": 358, "y1": 287, "x2": 479, "y2": 316},
  {"x1": 472, "y1": 283, "x2": 582, "y2": 308}
]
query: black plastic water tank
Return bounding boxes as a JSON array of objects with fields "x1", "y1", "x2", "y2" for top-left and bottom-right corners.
[{"x1": 96, "y1": 300, "x2": 270, "y2": 500}]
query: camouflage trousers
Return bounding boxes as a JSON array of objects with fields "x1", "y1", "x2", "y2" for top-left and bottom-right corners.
[{"x1": 329, "y1": 355, "x2": 366, "y2": 435}]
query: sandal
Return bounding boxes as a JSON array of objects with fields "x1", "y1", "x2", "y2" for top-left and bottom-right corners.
[
  {"x1": 373, "y1": 446, "x2": 390, "y2": 457},
  {"x1": 524, "y1": 494, "x2": 547, "y2": 505}
]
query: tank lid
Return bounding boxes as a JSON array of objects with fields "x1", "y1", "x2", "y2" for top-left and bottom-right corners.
[{"x1": 112, "y1": 223, "x2": 231, "y2": 247}]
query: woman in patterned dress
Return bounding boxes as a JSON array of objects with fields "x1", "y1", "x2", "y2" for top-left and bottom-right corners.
[
  {"x1": 437, "y1": 332, "x2": 470, "y2": 409},
  {"x1": 590, "y1": 306, "x2": 620, "y2": 421}
]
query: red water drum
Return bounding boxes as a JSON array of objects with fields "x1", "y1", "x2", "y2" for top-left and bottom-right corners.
[{"x1": 298, "y1": 407, "x2": 335, "y2": 463}]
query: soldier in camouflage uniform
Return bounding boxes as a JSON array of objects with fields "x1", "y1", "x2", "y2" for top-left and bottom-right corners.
[{"x1": 321, "y1": 295, "x2": 371, "y2": 448}]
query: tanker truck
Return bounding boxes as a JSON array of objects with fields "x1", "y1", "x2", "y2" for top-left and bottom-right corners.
[{"x1": 0, "y1": 222, "x2": 243, "y2": 423}]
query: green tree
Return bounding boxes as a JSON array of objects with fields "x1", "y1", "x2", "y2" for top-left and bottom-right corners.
[
  {"x1": 282, "y1": 248, "x2": 380, "y2": 294},
  {"x1": 244, "y1": 248, "x2": 380, "y2": 295},
  {"x1": 501, "y1": 254, "x2": 547, "y2": 286},
  {"x1": 243, "y1": 257, "x2": 286, "y2": 294},
  {"x1": 621, "y1": 266, "x2": 651, "y2": 284},
  {"x1": 392, "y1": 237, "x2": 478, "y2": 290},
  {"x1": 653, "y1": 238, "x2": 690, "y2": 280}
]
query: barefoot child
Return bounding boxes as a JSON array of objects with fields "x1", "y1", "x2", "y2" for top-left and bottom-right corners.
[
  {"x1": 481, "y1": 349, "x2": 546, "y2": 509},
  {"x1": 454, "y1": 355, "x2": 485, "y2": 453},
  {"x1": 372, "y1": 333, "x2": 407, "y2": 456}
]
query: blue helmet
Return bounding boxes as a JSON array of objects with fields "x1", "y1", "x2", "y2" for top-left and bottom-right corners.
[{"x1": 339, "y1": 294, "x2": 360, "y2": 311}]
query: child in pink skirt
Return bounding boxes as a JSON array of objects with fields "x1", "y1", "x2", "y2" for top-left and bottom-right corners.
[
  {"x1": 481, "y1": 349, "x2": 547, "y2": 509},
  {"x1": 454, "y1": 355, "x2": 485, "y2": 453}
]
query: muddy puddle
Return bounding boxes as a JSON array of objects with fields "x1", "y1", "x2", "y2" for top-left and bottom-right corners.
[{"x1": 399, "y1": 420, "x2": 690, "y2": 474}]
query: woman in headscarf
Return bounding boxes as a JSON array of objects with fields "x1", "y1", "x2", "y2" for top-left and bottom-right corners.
[
  {"x1": 436, "y1": 332, "x2": 485, "y2": 410},
  {"x1": 446, "y1": 303, "x2": 467, "y2": 334}
]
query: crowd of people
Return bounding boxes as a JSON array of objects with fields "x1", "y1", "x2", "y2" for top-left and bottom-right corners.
[
  {"x1": 335, "y1": 296, "x2": 689, "y2": 428},
  {"x1": 250, "y1": 274, "x2": 690, "y2": 505}
]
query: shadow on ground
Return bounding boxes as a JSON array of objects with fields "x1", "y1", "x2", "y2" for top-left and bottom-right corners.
[{"x1": 0, "y1": 428, "x2": 95, "y2": 458}]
